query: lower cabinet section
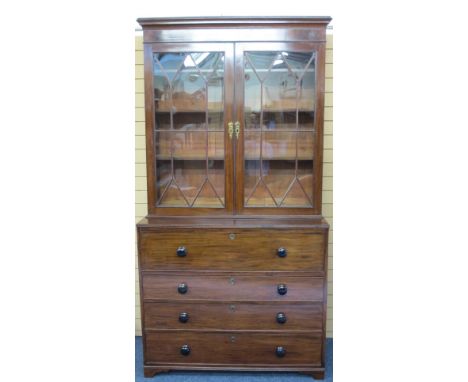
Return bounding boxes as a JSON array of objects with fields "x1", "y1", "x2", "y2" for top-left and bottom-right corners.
[
  {"x1": 144, "y1": 331, "x2": 322, "y2": 366},
  {"x1": 137, "y1": 219, "x2": 329, "y2": 378}
]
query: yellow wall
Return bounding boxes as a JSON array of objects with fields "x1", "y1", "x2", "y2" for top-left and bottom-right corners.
[{"x1": 135, "y1": 35, "x2": 333, "y2": 337}]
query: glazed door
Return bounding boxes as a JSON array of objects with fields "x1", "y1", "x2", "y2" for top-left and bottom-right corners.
[
  {"x1": 145, "y1": 43, "x2": 235, "y2": 215},
  {"x1": 234, "y1": 42, "x2": 325, "y2": 215}
]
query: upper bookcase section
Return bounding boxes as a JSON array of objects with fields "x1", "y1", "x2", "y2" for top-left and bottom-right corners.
[{"x1": 137, "y1": 16, "x2": 332, "y2": 43}]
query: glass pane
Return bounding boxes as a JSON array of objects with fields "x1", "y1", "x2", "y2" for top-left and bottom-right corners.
[
  {"x1": 263, "y1": 161, "x2": 296, "y2": 205},
  {"x1": 155, "y1": 159, "x2": 171, "y2": 200},
  {"x1": 153, "y1": 56, "x2": 172, "y2": 112},
  {"x1": 245, "y1": 52, "x2": 280, "y2": 81},
  {"x1": 245, "y1": 160, "x2": 276, "y2": 207},
  {"x1": 153, "y1": 51, "x2": 225, "y2": 208},
  {"x1": 208, "y1": 160, "x2": 225, "y2": 205},
  {"x1": 192, "y1": 179, "x2": 223, "y2": 207},
  {"x1": 297, "y1": 131, "x2": 314, "y2": 160},
  {"x1": 208, "y1": 110, "x2": 223, "y2": 130},
  {"x1": 245, "y1": 130, "x2": 260, "y2": 160},
  {"x1": 154, "y1": 131, "x2": 172, "y2": 159},
  {"x1": 155, "y1": 53, "x2": 185, "y2": 82},
  {"x1": 244, "y1": 60, "x2": 261, "y2": 129},
  {"x1": 263, "y1": 67, "x2": 297, "y2": 113},
  {"x1": 297, "y1": 160, "x2": 314, "y2": 202},
  {"x1": 244, "y1": 160, "x2": 259, "y2": 202},
  {"x1": 298, "y1": 57, "x2": 316, "y2": 124},
  {"x1": 263, "y1": 111, "x2": 296, "y2": 130},
  {"x1": 174, "y1": 160, "x2": 206, "y2": 205},
  {"x1": 281, "y1": 178, "x2": 312, "y2": 207},
  {"x1": 263, "y1": 131, "x2": 296, "y2": 160},
  {"x1": 243, "y1": 50, "x2": 316, "y2": 208},
  {"x1": 155, "y1": 112, "x2": 171, "y2": 130},
  {"x1": 299, "y1": 110, "x2": 314, "y2": 129},
  {"x1": 208, "y1": 131, "x2": 224, "y2": 160},
  {"x1": 173, "y1": 111, "x2": 205, "y2": 131},
  {"x1": 172, "y1": 55, "x2": 206, "y2": 112},
  {"x1": 207, "y1": 53, "x2": 224, "y2": 124}
]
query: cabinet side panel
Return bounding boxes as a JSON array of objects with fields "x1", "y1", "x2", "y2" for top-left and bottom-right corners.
[
  {"x1": 313, "y1": 42, "x2": 326, "y2": 212},
  {"x1": 143, "y1": 43, "x2": 156, "y2": 213}
]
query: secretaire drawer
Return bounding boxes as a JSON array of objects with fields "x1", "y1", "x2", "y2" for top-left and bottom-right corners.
[
  {"x1": 141, "y1": 273, "x2": 324, "y2": 302},
  {"x1": 144, "y1": 301, "x2": 323, "y2": 331},
  {"x1": 138, "y1": 229, "x2": 326, "y2": 271},
  {"x1": 145, "y1": 331, "x2": 322, "y2": 366}
]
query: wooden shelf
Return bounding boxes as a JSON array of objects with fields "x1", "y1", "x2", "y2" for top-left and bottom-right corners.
[
  {"x1": 157, "y1": 195, "x2": 311, "y2": 208},
  {"x1": 251, "y1": 109, "x2": 315, "y2": 113},
  {"x1": 156, "y1": 155, "x2": 313, "y2": 161},
  {"x1": 155, "y1": 108, "x2": 314, "y2": 114},
  {"x1": 245, "y1": 156, "x2": 313, "y2": 160},
  {"x1": 156, "y1": 155, "x2": 225, "y2": 161},
  {"x1": 245, "y1": 68, "x2": 315, "y2": 73},
  {"x1": 246, "y1": 196, "x2": 313, "y2": 207},
  {"x1": 156, "y1": 131, "x2": 224, "y2": 160},
  {"x1": 155, "y1": 99, "x2": 223, "y2": 113},
  {"x1": 155, "y1": 129, "x2": 225, "y2": 132},
  {"x1": 155, "y1": 129, "x2": 313, "y2": 160},
  {"x1": 155, "y1": 109, "x2": 223, "y2": 113},
  {"x1": 157, "y1": 196, "x2": 226, "y2": 208},
  {"x1": 244, "y1": 128, "x2": 315, "y2": 132},
  {"x1": 244, "y1": 130, "x2": 314, "y2": 160}
]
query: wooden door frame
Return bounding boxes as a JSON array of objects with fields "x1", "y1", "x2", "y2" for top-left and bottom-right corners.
[
  {"x1": 144, "y1": 42, "x2": 235, "y2": 216},
  {"x1": 234, "y1": 41, "x2": 326, "y2": 216}
]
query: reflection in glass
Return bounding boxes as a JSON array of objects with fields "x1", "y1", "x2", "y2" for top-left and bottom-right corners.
[
  {"x1": 244, "y1": 51, "x2": 316, "y2": 208},
  {"x1": 153, "y1": 52, "x2": 225, "y2": 207}
]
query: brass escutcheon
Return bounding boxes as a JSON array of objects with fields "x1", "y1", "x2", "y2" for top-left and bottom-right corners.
[
  {"x1": 234, "y1": 121, "x2": 240, "y2": 139},
  {"x1": 229, "y1": 233, "x2": 236, "y2": 240},
  {"x1": 228, "y1": 122, "x2": 234, "y2": 140}
]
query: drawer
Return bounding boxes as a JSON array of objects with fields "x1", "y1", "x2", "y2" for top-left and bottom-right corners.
[
  {"x1": 142, "y1": 273, "x2": 323, "y2": 301},
  {"x1": 145, "y1": 331, "x2": 322, "y2": 366},
  {"x1": 144, "y1": 301, "x2": 323, "y2": 330},
  {"x1": 138, "y1": 229, "x2": 325, "y2": 271}
]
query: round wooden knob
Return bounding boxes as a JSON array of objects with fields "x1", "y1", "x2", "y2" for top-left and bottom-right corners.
[
  {"x1": 276, "y1": 312, "x2": 287, "y2": 324},
  {"x1": 277, "y1": 247, "x2": 287, "y2": 257},
  {"x1": 277, "y1": 284, "x2": 288, "y2": 295},
  {"x1": 275, "y1": 346, "x2": 286, "y2": 357},
  {"x1": 180, "y1": 344, "x2": 190, "y2": 356},
  {"x1": 178, "y1": 283, "x2": 188, "y2": 294}
]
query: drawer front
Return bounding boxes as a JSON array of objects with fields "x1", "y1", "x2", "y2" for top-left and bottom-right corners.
[
  {"x1": 144, "y1": 302, "x2": 323, "y2": 331},
  {"x1": 142, "y1": 274, "x2": 324, "y2": 301},
  {"x1": 139, "y1": 229, "x2": 325, "y2": 271},
  {"x1": 145, "y1": 331, "x2": 322, "y2": 366}
]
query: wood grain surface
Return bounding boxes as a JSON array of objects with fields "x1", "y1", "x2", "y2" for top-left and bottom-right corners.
[
  {"x1": 139, "y1": 229, "x2": 325, "y2": 271},
  {"x1": 142, "y1": 273, "x2": 324, "y2": 302},
  {"x1": 144, "y1": 301, "x2": 323, "y2": 331},
  {"x1": 145, "y1": 331, "x2": 322, "y2": 365}
]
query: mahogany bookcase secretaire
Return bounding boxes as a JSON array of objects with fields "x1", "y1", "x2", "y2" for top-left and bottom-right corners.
[{"x1": 136, "y1": 16, "x2": 331, "y2": 379}]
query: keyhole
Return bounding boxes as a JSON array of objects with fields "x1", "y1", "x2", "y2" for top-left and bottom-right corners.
[{"x1": 229, "y1": 277, "x2": 235, "y2": 285}]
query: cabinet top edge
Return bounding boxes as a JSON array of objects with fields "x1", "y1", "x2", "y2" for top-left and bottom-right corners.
[{"x1": 137, "y1": 16, "x2": 332, "y2": 28}]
